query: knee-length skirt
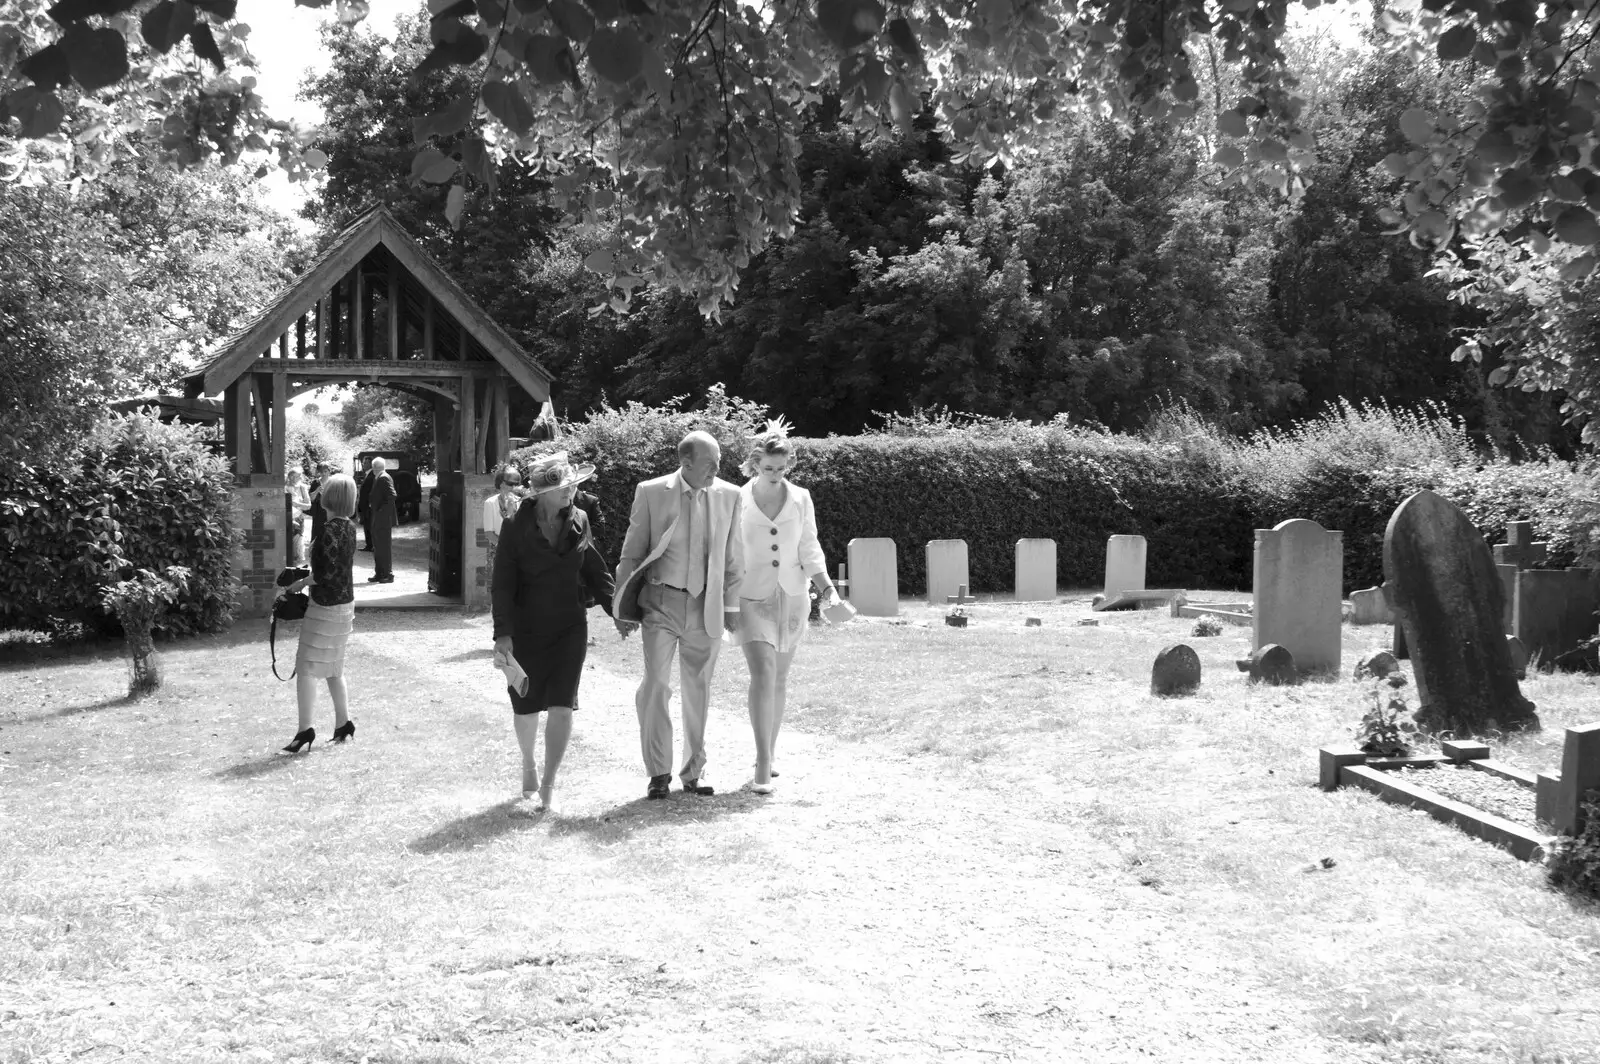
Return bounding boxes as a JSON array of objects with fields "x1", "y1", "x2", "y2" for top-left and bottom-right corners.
[
  {"x1": 296, "y1": 600, "x2": 355, "y2": 678},
  {"x1": 731, "y1": 586, "x2": 810, "y2": 653}
]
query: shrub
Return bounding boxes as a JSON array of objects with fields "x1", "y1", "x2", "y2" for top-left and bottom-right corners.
[
  {"x1": 1191, "y1": 615, "x2": 1224, "y2": 637},
  {"x1": 505, "y1": 393, "x2": 1594, "y2": 596},
  {"x1": 0, "y1": 413, "x2": 238, "y2": 636},
  {"x1": 1545, "y1": 791, "x2": 1600, "y2": 900},
  {"x1": 102, "y1": 566, "x2": 190, "y2": 695},
  {"x1": 284, "y1": 412, "x2": 350, "y2": 475}
]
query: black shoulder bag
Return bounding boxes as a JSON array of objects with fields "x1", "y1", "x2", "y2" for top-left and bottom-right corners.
[{"x1": 270, "y1": 566, "x2": 311, "y2": 680}]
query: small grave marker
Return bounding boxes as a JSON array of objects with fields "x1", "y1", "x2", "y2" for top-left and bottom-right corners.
[
  {"x1": 1246, "y1": 643, "x2": 1298, "y2": 686},
  {"x1": 1353, "y1": 650, "x2": 1400, "y2": 681},
  {"x1": 1025, "y1": 616, "x2": 1042, "y2": 627},
  {"x1": 1151, "y1": 644, "x2": 1202, "y2": 696},
  {"x1": 946, "y1": 583, "x2": 978, "y2": 606}
]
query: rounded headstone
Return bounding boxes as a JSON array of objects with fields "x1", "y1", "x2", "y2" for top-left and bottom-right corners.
[
  {"x1": 1353, "y1": 650, "x2": 1401, "y2": 681},
  {"x1": 1249, "y1": 643, "x2": 1298, "y2": 686},
  {"x1": 1151, "y1": 643, "x2": 1202, "y2": 696}
]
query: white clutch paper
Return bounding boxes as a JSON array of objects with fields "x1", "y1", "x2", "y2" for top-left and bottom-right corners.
[
  {"x1": 493, "y1": 647, "x2": 529, "y2": 697},
  {"x1": 822, "y1": 599, "x2": 857, "y2": 625}
]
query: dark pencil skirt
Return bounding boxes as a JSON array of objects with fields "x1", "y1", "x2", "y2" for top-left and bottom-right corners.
[{"x1": 508, "y1": 622, "x2": 588, "y2": 714}]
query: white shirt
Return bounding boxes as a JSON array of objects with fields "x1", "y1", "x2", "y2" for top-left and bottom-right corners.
[{"x1": 653, "y1": 471, "x2": 710, "y2": 593}]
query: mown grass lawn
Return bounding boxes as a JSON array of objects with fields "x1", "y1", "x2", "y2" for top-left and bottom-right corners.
[{"x1": 2, "y1": 594, "x2": 1598, "y2": 1063}]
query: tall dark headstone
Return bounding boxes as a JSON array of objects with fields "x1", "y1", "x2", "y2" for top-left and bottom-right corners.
[{"x1": 1383, "y1": 490, "x2": 1539, "y2": 735}]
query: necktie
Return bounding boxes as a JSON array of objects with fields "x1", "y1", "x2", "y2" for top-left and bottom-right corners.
[{"x1": 687, "y1": 488, "x2": 706, "y2": 597}]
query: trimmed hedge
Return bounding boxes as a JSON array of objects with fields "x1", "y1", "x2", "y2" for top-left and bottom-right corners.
[
  {"x1": 0, "y1": 414, "x2": 238, "y2": 636},
  {"x1": 508, "y1": 397, "x2": 1594, "y2": 596}
]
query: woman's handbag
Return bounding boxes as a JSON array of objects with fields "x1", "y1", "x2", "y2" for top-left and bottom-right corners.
[{"x1": 270, "y1": 567, "x2": 312, "y2": 680}]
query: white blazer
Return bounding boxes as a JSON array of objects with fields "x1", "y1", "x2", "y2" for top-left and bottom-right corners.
[{"x1": 738, "y1": 480, "x2": 827, "y2": 600}]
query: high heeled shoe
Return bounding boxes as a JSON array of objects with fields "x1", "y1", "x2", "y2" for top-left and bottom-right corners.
[
  {"x1": 281, "y1": 727, "x2": 315, "y2": 754},
  {"x1": 332, "y1": 720, "x2": 355, "y2": 743}
]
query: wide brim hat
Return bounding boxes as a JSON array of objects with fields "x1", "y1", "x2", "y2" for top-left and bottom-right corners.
[{"x1": 524, "y1": 451, "x2": 596, "y2": 495}]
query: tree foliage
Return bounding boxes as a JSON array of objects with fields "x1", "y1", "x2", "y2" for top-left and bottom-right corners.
[
  {"x1": 0, "y1": 140, "x2": 307, "y2": 461},
  {"x1": 6, "y1": 0, "x2": 1600, "y2": 323}
]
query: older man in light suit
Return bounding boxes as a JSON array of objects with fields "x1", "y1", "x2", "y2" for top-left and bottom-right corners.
[{"x1": 614, "y1": 431, "x2": 745, "y2": 800}]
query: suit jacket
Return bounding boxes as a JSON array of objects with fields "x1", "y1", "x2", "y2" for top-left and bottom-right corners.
[
  {"x1": 369, "y1": 471, "x2": 397, "y2": 528},
  {"x1": 613, "y1": 471, "x2": 744, "y2": 636},
  {"x1": 738, "y1": 480, "x2": 827, "y2": 600}
]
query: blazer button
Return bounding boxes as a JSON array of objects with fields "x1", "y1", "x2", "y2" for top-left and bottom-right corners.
[
  {"x1": 771, "y1": 544, "x2": 779, "y2": 551},
  {"x1": 769, "y1": 527, "x2": 777, "y2": 535},
  {"x1": 771, "y1": 559, "x2": 780, "y2": 567}
]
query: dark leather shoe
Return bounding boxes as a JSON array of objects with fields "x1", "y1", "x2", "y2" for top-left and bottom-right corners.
[
  {"x1": 681, "y1": 778, "x2": 715, "y2": 796},
  {"x1": 646, "y1": 774, "x2": 671, "y2": 800}
]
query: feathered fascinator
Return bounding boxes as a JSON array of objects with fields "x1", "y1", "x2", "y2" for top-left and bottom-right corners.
[{"x1": 750, "y1": 415, "x2": 792, "y2": 444}]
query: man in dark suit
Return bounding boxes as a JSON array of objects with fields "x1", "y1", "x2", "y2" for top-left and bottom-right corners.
[
  {"x1": 357, "y1": 460, "x2": 375, "y2": 551},
  {"x1": 308, "y1": 462, "x2": 333, "y2": 546},
  {"x1": 368, "y1": 457, "x2": 398, "y2": 584}
]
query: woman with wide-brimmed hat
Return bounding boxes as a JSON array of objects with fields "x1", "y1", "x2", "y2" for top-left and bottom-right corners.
[{"x1": 490, "y1": 451, "x2": 614, "y2": 814}]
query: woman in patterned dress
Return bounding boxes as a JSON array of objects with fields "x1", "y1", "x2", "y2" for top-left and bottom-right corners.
[
  {"x1": 282, "y1": 473, "x2": 359, "y2": 753},
  {"x1": 731, "y1": 419, "x2": 841, "y2": 794}
]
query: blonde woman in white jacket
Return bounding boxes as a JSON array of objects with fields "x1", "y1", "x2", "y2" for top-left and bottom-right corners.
[{"x1": 731, "y1": 419, "x2": 841, "y2": 794}]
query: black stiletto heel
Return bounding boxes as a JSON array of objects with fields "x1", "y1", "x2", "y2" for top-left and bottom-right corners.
[
  {"x1": 281, "y1": 727, "x2": 315, "y2": 754},
  {"x1": 332, "y1": 720, "x2": 355, "y2": 743}
]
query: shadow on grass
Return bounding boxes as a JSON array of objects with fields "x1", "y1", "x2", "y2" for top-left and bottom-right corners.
[
  {"x1": 213, "y1": 751, "x2": 308, "y2": 780},
  {"x1": 17, "y1": 693, "x2": 135, "y2": 722},
  {"x1": 407, "y1": 798, "x2": 545, "y2": 854},
  {"x1": 440, "y1": 647, "x2": 496, "y2": 663},
  {"x1": 547, "y1": 791, "x2": 757, "y2": 842}
]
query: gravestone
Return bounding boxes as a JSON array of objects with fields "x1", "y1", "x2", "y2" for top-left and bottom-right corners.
[
  {"x1": 1348, "y1": 585, "x2": 1393, "y2": 625},
  {"x1": 1496, "y1": 565, "x2": 1517, "y2": 634},
  {"x1": 1554, "y1": 722, "x2": 1600, "y2": 835},
  {"x1": 1253, "y1": 519, "x2": 1344, "y2": 674},
  {"x1": 1506, "y1": 635, "x2": 1530, "y2": 681},
  {"x1": 1495, "y1": 522, "x2": 1548, "y2": 635},
  {"x1": 1103, "y1": 535, "x2": 1147, "y2": 598},
  {"x1": 1353, "y1": 650, "x2": 1400, "y2": 681},
  {"x1": 1151, "y1": 644, "x2": 1202, "y2": 696},
  {"x1": 1014, "y1": 538, "x2": 1057, "y2": 601},
  {"x1": 946, "y1": 584, "x2": 978, "y2": 606},
  {"x1": 926, "y1": 539, "x2": 970, "y2": 608},
  {"x1": 1512, "y1": 568, "x2": 1600, "y2": 667},
  {"x1": 1383, "y1": 490, "x2": 1538, "y2": 734},
  {"x1": 1247, "y1": 643, "x2": 1298, "y2": 685},
  {"x1": 847, "y1": 538, "x2": 899, "y2": 617},
  {"x1": 1494, "y1": 520, "x2": 1548, "y2": 570}
]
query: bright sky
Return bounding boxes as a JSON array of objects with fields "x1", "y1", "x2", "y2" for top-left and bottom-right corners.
[{"x1": 239, "y1": 0, "x2": 416, "y2": 219}]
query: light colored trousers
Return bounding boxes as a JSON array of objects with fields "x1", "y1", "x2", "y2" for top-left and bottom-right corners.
[{"x1": 636, "y1": 583, "x2": 721, "y2": 780}]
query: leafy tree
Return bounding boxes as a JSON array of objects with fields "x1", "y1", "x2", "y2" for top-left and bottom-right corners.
[
  {"x1": 9, "y1": 0, "x2": 1600, "y2": 325},
  {"x1": 0, "y1": 138, "x2": 306, "y2": 461}
]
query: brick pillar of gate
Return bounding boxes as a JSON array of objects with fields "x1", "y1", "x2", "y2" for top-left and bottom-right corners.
[
  {"x1": 232, "y1": 475, "x2": 287, "y2": 618},
  {"x1": 465, "y1": 473, "x2": 495, "y2": 611}
]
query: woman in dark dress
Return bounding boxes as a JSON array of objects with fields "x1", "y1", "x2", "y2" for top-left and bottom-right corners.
[
  {"x1": 491, "y1": 452, "x2": 614, "y2": 814},
  {"x1": 283, "y1": 473, "x2": 359, "y2": 753}
]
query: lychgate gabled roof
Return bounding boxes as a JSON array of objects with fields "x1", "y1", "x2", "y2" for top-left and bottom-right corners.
[{"x1": 183, "y1": 207, "x2": 551, "y2": 400}]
